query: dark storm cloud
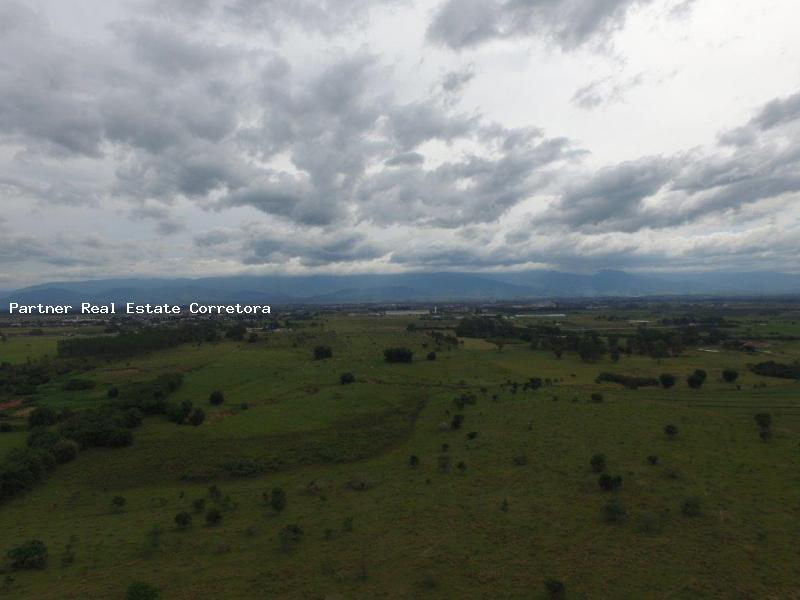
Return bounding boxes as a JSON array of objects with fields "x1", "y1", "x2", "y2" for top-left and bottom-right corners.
[{"x1": 427, "y1": 0, "x2": 657, "y2": 51}]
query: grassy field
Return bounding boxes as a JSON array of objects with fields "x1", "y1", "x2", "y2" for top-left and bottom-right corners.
[{"x1": 1, "y1": 310, "x2": 799, "y2": 598}]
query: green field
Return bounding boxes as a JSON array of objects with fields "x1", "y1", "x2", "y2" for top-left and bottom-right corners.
[{"x1": 1, "y1": 309, "x2": 800, "y2": 599}]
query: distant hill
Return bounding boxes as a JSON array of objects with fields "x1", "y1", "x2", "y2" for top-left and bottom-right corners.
[{"x1": 2, "y1": 270, "x2": 800, "y2": 309}]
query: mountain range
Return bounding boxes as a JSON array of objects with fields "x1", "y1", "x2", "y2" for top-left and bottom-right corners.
[{"x1": 2, "y1": 270, "x2": 800, "y2": 309}]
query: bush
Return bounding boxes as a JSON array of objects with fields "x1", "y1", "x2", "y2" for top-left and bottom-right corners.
[
  {"x1": 664, "y1": 424, "x2": 678, "y2": 439},
  {"x1": 659, "y1": 373, "x2": 676, "y2": 388},
  {"x1": 759, "y1": 429, "x2": 772, "y2": 442},
  {"x1": 590, "y1": 392, "x2": 604, "y2": 403},
  {"x1": 409, "y1": 455, "x2": 419, "y2": 468},
  {"x1": 27, "y1": 406, "x2": 56, "y2": 429},
  {"x1": 206, "y1": 508, "x2": 222, "y2": 525},
  {"x1": 52, "y1": 439, "x2": 80, "y2": 464},
  {"x1": 646, "y1": 455, "x2": 659, "y2": 465},
  {"x1": 750, "y1": 361, "x2": 800, "y2": 379},
  {"x1": 209, "y1": 390, "x2": 224, "y2": 406},
  {"x1": 187, "y1": 408, "x2": 205, "y2": 427},
  {"x1": 122, "y1": 408, "x2": 143, "y2": 428},
  {"x1": 270, "y1": 487, "x2": 287, "y2": 512},
  {"x1": 603, "y1": 497, "x2": 627, "y2": 523},
  {"x1": 687, "y1": 373, "x2": 704, "y2": 389},
  {"x1": 339, "y1": 372, "x2": 355, "y2": 385},
  {"x1": 112, "y1": 496, "x2": 127, "y2": 510},
  {"x1": 753, "y1": 413, "x2": 772, "y2": 430},
  {"x1": 125, "y1": 581, "x2": 161, "y2": 600},
  {"x1": 426, "y1": 351, "x2": 436, "y2": 361},
  {"x1": 544, "y1": 578, "x2": 565, "y2": 599},
  {"x1": 598, "y1": 474, "x2": 622, "y2": 491},
  {"x1": 7, "y1": 540, "x2": 48, "y2": 570},
  {"x1": 313, "y1": 345, "x2": 332, "y2": 360},
  {"x1": 450, "y1": 414, "x2": 464, "y2": 430},
  {"x1": 107, "y1": 386, "x2": 119, "y2": 399},
  {"x1": 383, "y1": 347, "x2": 414, "y2": 363},
  {"x1": 681, "y1": 496, "x2": 702, "y2": 517},
  {"x1": 590, "y1": 453, "x2": 607, "y2": 473},
  {"x1": 0, "y1": 422, "x2": 12, "y2": 433},
  {"x1": 174, "y1": 511, "x2": 191, "y2": 528},
  {"x1": 722, "y1": 369, "x2": 738, "y2": 383},
  {"x1": 596, "y1": 372, "x2": 659, "y2": 388}
]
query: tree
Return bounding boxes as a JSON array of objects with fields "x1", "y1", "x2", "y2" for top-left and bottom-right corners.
[
  {"x1": 125, "y1": 581, "x2": 161, "y2": 600},
  {"x1": 52, "y1": 439, "x2": 79, "y2": 464},
  {"x1": 313, "y1": 345, "x2": 332, "y2": 360},
  {"x1": 383, "y1": 347, "x2": 414, "y2": 363},
  {"x1": 590, "y1": 453, "x2": 607, "y2": 473},
  {"x1": 27, "y1": 406, "x2": 56, "y2": 429},
  {"x1": 174, "y1": 511, "x2": 192, "y2": 528},
  {"x1": 270, "y1": 487, "x2": 287, "y2": 512},
  {"x1": 598, "y1": 474, "x2": 622, "y2": 491},
  {"x1": 722, "y1": 369, "x2": 738, "y2": 383},
  {"x1": 206, "y1": 508, "x2": 222, "y2": 525},
  {"x1": 659, "y1": 373, "x2": 676, "y2": 388},
  {"x1": 225, "y1": 324, "x2": 247, "y2": 341},
  {"x1": 687, "y1": 373, "x2": 704, "y2": 389},
  {"x1": 339, "y1": 372, "x2": 355, "y2": 385},
  {"x1": 209, "y1": 390, "x2": 224, "y2": 405},
  {"x1": 7, "y1": 540, "x2": 48, "y2": 570},
  {"x1": 754, "y1": 413, "x2": 772, "y2": 430},
  {"x1": 409, "y1": 455, "x2": 419, "y2": 468},
  {"x1": 187, "y1": 408, "x2": 205, "y2": 426},
  {"x1": 450, "y1": 414, "x2": 464, "y2": 430},
  {"x1": 664, "y1": 424, "x2": 678, "y2": 439}
]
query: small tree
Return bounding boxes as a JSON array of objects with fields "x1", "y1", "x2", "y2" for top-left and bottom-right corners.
[
  {"x1": 450, "y1": 414, "x2": 464, "y2": 430},
  {"x1": 409, "y1": 455, "x2": 419, "y2": 468},
  {"x1": 590, "y1": 453, "x2": 607, "y2": 473},
  {"x1": 270, "y1": 487, "x2": 287, "y2": 512},
  {"x1": 544, "y1": 578, "x2": 565, "y2": 599},
  {"x1": 426, "y1": 351, "x2": 436, "y2": 361},
  {"x1": 112, "y1": 496, "x2": 127, "y2": 510},
  {"x1": 7, "y1": 540, "x2": 48, "y2": 570},
  {"x1": 646, "y1": 455, "x2": 659, "y2": 465},
  {"x1": 174, "y1": 511, "x2": 192, "y2": 528},
  {"x1": 687, "y1": 373, "x2": 704, "y2": 389},
  {"x1": 659, "y1": 373, "x2": 676, "y2": 388},
  {"x1": 590, "y1": 392, "x2": 604, "y2": 403},
  {"x1": 27, "y1": 406, "x2": 56, "y2": 429},
  {"x1": 722, "y1": 369, "x2": 738, "y2": 383},
  {"x1": 52, "y1": 439, "x2": 80, "y2": 464},
  {"x1": 209, "y1": 390, "x2": 224, "y2": 406},
  {"x1": 205, "y1": 508, "x2": 222, "y2": 526},
  {"x1": 664, "y1": 424, "x2": 678, "y2": 439},
  {"x1": 187, "y1": 408, "x2": 205, "y2": 426},
  {"x1": 313, "y1": 345, "x2": 332, "y2": 360},
  {"x1": 753, "y1": 413, "x2": 772, "y2": 431},
  {"x1": 598, "y1": 474, "x2": 622, "y2": 491},
  {"x1": 107, "y1": 386, "x2": 119, "y2": 399},
  {"x1": 339, "y1": 372, "x2": 355, "y2": 385},
  {"x1": 125, "y1": 581, "x2": 161, "y2": 600}
]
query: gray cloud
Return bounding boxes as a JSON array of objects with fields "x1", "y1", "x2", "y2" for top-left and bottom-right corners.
[{"x1": 427, "y1": 0, "x2": 656, "y2": 51}]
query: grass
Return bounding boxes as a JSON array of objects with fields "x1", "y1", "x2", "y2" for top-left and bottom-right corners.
[{"x1": 0, "y1": 311, "x2": 799, "y2": 598}]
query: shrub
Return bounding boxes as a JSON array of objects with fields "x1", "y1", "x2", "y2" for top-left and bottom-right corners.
[
  {"x1": 681, "y1": 496, "x2": 702, "y2": 517},
  {"x1": 753, "y1": 413, "x2": 772, "y2": 430},
  {"x1": 409, "y1": 455, "x2": 419, "y2": 468},
  {"x1": 544, "y1": 578, "x2": 566, "y2": 599},
  {"x1": 759, "y1": 429, "x2": 772, "y2": 443},
  {"x1": 6, "y1": 540, "x2": 48, "y2": 570},
  {"x1": 466, "y1": 431, "x2": 478, "y2": 440},
  {"x1": 590, "y1": 453, "x2": 607, "y2": 473},
  {"x1": 0, "y1": 422, "x2": 12, "y2": 433},
  {"x1": 659, "y1": 373, "x2": 676, "y2": 388},
  {"x1": 52, "y1": 439, "x2": 80, "y2": 464},
  {"x1": 598, "y1": 474, "x2": 622, "y2": 491},
  {"x1": 278, "y1": 524, "x2": 303, "y2": 549},
  {"x1": 270, "y1": 487, "x2": 287, "y2": 512},
  {"x1": 27, "y1": 406, "x2": 56, "y2": 429},
  {"x1": 221, "y1": 458, "x2": 262, "y2": 477},
  {"x1": 187, "y1": 408, "x2": 205, "y2": 426},
  {"x1": 209, "y1": 390, "x2": 224, "y2": 406},
  {"x1": 512, "y1": 455, "x2": 528, "y2": 466},
  {"x1": 694, "y1": 369, "x2": 708, "y2": 382},
  {"x1": 603, "y1": 497, "x2": 627, "y2": 523},
  {"x1": 174, "y1": 511, "x2": 191, "y2": 528},
  {"x1": 313, "y1": 345, "x2": 332, "y2": 360},
  {"x1": 122, "y1": 408, "x2": 143, "y2": 428},
  {"x1": 646, "y1": 455, "x2": 659, "y2": 465},
  {"x1": 687, "y1": 373, "x2": 704, "y2": 389},
  {"x1": 664, "y1": 424, "x2": 678, "y2": 439},
  {"x1": 426, "y1": 351, "x2": 436, "y2": 361},
  {"x1": 722, "y1": 369, "x2": 738, "y2": 383},
  {"x1": 107, "y1": 386, "x2": 119, "y2": 399},
  {"x1": 596, "y1": 372, "x2": 659, "y2": 388},
  {"x1": 750, "y1": 361, "x2": 800, "y2": 379},
  {"x1": 450, "y1": 414, "x2": 464, "y2": 430},
  {"x1": 125, "y1": 581, "x2": 161, "y2": 600},
  {"x1": 590, "y1": 392, "x2": 604, "y2": 403},
  {"x1": 339, "y1": 372, "x2": 355, "y2": 385},
  {"x1": 112, "y1": 496, "x2": 127, "y2": 510},
  {"x1": 206, "y1": 508, "x2": 222, "y2": 525},
  {"x1": 192, "y1": 498, "x2": 206, "y2": 513},
  {"x1": 383, "y1": 347, "x2": 414, "y2": 363}
]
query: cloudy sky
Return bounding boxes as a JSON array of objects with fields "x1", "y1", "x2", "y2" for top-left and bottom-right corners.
[{"x1": 2, "y1": 0, "x2": 800, "y2": 288}]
